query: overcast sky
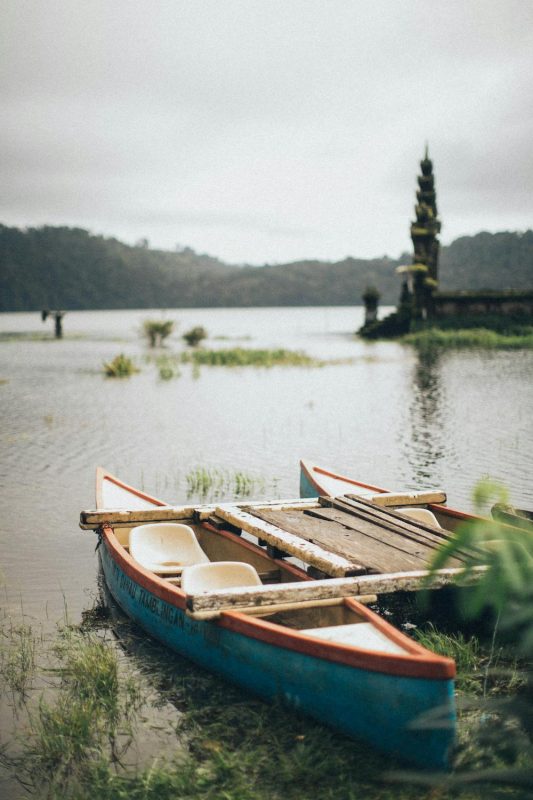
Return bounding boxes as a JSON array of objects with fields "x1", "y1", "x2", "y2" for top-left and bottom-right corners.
[{"x1": 2, "y1": 1, "x2": 532, "y2": 264}]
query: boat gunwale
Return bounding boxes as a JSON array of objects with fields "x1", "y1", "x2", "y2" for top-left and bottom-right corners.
[
  {"x1": 98, "y1": 469, "x2": 455, "y2": 681},
  {"x1": 96, "y1": 466, "x2": 168, "y2": 509},
  {"x1": 299, "y1": 459, "x2": 476, "y2": 522}
]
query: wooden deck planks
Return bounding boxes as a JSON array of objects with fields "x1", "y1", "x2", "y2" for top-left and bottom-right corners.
[
  {"x1": 215, "y1": 505, "x2": 364, "y2": 577},
  {"x1": 249, "y1": 499, "x2": 462, "y2": 574},
  {"x1": 304, "y1": 508, "x2": 438, "y2": 568},
  {"x1": 340, "y1": 495, "x2": 452, "y2": 542},
  {"x1": 250, "y1": 508, "x2": 430, "y2": 573},
  {"x1": 331, "y1": 496, "x2": 467, "y2": 562}
]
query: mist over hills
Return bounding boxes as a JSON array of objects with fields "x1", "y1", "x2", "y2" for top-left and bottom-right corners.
[{"x1": 0, "y1": 223, "x2": 532, "y2": 312}]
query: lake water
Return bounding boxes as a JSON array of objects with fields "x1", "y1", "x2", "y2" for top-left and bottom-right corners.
[{"x1": 1, "y1": 306, "x2": 532, "y2": 624}]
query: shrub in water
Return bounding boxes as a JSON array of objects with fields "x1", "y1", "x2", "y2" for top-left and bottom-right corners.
[
  {"x1": 103, "y1": 354, "x2": 139, "y2": 377},
  {"x1": 143, "y1": 319, "x2": 175, "y2": 347},
  {"x1": 182, "y1": 326, "x2": 207, "y2": 347}
]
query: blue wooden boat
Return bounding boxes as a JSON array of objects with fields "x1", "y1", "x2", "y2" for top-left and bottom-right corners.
[
  {"x1": 299, "y1": 459, "x2": 533, "y2": 539},
  {"x1": 88, "y1": 467, "x2": 457, "y2": 769},
  {"x1": 300, "y1": 459, "x2": 477, "y2": 531}
]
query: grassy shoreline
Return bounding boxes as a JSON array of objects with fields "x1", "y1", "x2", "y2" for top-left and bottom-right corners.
[
  {"x1": 402, "y1": 327, "x2": 533, "y2": 350},
  {"x1": 1, "y1": 602, "x2": 530, "y2": 800}
]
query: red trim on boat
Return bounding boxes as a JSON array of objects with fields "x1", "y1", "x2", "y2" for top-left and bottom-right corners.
[
  {"x1": 103, "y1": 525, "x2": 188, "y2": 609},
  {"x1": 429, "y1": 504, "x2": 473, "y2": 520},
  {"x1": 96, "y1": 466, "x2": 168, "y2": 508},
  {"x1": 219, "y1": 607, "x2": 456, "y2": 680},
  {"x1": 301, "y1": 460, "x2": 480, "y2": 524},
  {"x1": 300, "y1": 460, "x2": 386, "y2": 494},
  {"x1": 200, "y1": 521, "x2": 312, "y2": 581}
]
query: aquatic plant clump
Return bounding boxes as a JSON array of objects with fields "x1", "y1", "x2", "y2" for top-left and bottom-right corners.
[
  {"x1": 0, "y1": 613, "x2": 38, "y2": 696},
  {"x1": 103, "y1": 353, "x2": 140, "y2": 377},
  {"x1": 186, "y1": 466, "x2": 266, "y2": 500},
  {"x1": 143, "y1": 319, "x2": 176, "y2": 347},
  {"x1": 1, "y1": 621, "x2": 143, "y2": 795},
  {"x1": 182, "y1": 325, "x2": 207, "y2": 347},
  {"x1": 181, "y1": 347, "x2": 322, "y2": 368},
  {"x1": 155, "y1": 353, "x2": 181, "y2": 380}
]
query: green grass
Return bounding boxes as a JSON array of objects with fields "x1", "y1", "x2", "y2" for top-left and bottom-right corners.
[
  {"x1": 413, "y1": 625, "x2": 524, "y2": 696},
  {"x1": 186, "y1": 466, "x2": 266, "y2": 500},
  {"x1": 403, "y1": 327, "x2": 533, "y2": 350},
  {"x1": 0, "y1": 611, "x2": 38, "y2": 696},
  {"x1": 415, "y1": 626, "x2": 482, "y2": 694},
  {"x1": 103, "y1": 354, "x2": 140, "y2": 377},
  {"x1": 1, "y1": 605, "x2": 530, "y2": 799},
  {"x1": 1, "y1": 620, "x2": 143, "y2": 795},
  {"x1": 143, "y1": 347, "x2": 353, "y2": 378},
  {"x1": 180, "y1": 347, "x2": 322, "y2": 367}
]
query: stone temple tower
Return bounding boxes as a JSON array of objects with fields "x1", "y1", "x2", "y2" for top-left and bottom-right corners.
[
  {"x1": 405, "y1": 146, "x2": 442, "y2": 318},
  {"x1": 412, "y1": 145, "x2": 441, "y2": 285}
]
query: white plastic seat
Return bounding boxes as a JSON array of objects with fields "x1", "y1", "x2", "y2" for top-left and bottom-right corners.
[
  {"x1": 398, "y1": 507, "x2": 440, "y2": 527},
  {"x1": 181, "y1": 561, "x2": 262, "y2": 594},
  {"x1": 129, "y1": 523, "x2": 208, "y2": 574}
]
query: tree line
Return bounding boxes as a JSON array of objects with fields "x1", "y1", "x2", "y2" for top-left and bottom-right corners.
[{"x1": 0, "y1": 224, "x2": 531, "y2": 312}]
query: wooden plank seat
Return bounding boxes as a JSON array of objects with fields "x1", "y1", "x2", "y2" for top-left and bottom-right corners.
[
  {"x1": 360, "y1": 490, "x2": 447, "y2": 507},
  {"x1": 130, "y1": 522, "x2": 209, "y2": 574}
]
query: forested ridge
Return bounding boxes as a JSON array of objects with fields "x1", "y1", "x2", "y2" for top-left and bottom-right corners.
[{"x1": 0, "y1": 224, "x2": 532, "y2": 311}]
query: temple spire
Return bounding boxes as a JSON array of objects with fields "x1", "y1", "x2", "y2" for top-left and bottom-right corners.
[
  {"x1": 395, "y1": 148, "x2": 442, "y2": 320},
  {"x1": 403, "y1": 147, "x2": 441, "y2": 318}
]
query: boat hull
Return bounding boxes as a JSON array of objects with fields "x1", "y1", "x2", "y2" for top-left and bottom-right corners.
[
  {"x1": 100, "y1": 533, "x2": 455, "y2": 769},
  {"x1": 300, "y1": 462, "x2": 385, "y2": 499}
]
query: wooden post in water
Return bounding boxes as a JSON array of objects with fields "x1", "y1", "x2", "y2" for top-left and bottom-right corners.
[{"x1": 41, "y1": 310, "x2": 65, "y2": 339}]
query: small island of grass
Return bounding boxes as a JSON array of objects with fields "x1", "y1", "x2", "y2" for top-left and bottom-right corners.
[
  {"x1": 402, "y1": 326, "x2": 533, "y2": 350},
  {"x1": 180, "y1": 347, "x2": 323, "y2": 367},
  {"x1": 361, "y1": 308, "x2": 533, "y2": 350},
  {"x1": 103, "y1": 353, "x2": 139, "y2": 377}
]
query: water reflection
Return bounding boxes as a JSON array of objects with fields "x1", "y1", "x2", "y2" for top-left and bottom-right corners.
[{"x1": 399, "y1": 347, "x2": 457, "y2": 489}]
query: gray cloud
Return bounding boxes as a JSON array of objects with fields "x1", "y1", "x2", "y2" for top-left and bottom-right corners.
[{"x1": 1, "y1": 0, "x2": 532, "y2": 263}]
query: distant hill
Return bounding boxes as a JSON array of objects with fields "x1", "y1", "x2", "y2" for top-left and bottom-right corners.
[
  {"x1": 0, "y1": 225, "x2": 236, "y2": 311},
  {"x1": 439, "y1": 231, "x2": 533, "y2": 291},
  {"x1": 0, "y1": 223, "x2": 531, "y2": 311}
]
